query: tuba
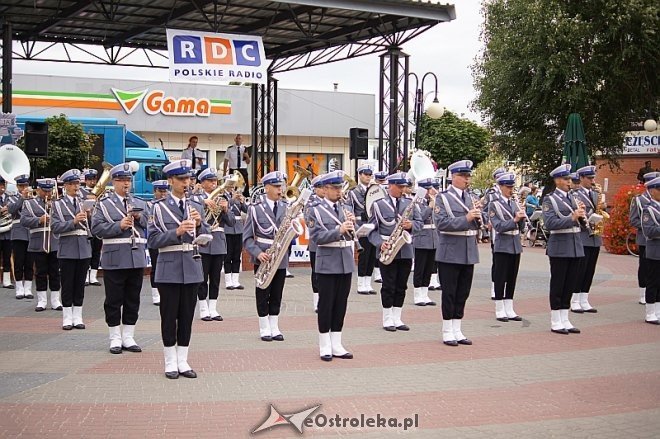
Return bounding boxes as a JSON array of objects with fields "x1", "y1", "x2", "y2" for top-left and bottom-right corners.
[
  {"x1": 91, "y1": 162, "x2": 114, "y2": 199},
  {"x1": 285, "y1": 164, "x2": 312, "y2": 202},
  {"x1": 204, "y1": 172, "x2": 239, "y2": 222},
  {"x1": 408, "y1": 150, "x2": 436, "y2": 186},
  {"x1": 0, "y1": 144, "x2": 32, "y2": 233},
  {"x1": 590, "y1": 183, "x2": 609, "y2": 236},
  {"x1": 255, "y1": 189, "x2": 312, "y2": 289}
]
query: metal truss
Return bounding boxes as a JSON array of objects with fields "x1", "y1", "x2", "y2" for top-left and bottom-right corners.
[
  {"x1": 251, "y1": 76, "x2": 278, "y2": 187},
  {"x1": 378, "y1": 46, "x2": 410, "y2": 174}
]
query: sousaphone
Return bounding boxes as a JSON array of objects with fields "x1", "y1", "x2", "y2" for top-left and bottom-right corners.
[{"x1": 0, "y1": 144, "x2": 31, "y2": 233}]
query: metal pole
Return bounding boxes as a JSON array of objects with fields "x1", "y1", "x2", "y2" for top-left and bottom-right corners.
[
  {"x1": 388, "y1": 48, "x2": 399, "y2": 173},
  {"x1": 402, "y1": 55, "x2": 410, "y2": 171},
  {"x1": 378, "y1": 54, "x2": 385, "y2": 172},
  {"x1": 1, "y1": 21, "x2": 12, "y2": 113},
  {"x1": 250, "y1": 84, "x2": 258, "y2": 187}
]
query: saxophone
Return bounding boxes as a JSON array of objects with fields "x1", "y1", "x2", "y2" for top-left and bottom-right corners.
[
  {"x1": 378, "y1": 188, "x2": 426, "y2": 265},
  {"x1": 591, "y1": 183, "x2": 609, "y2": 236},
  {"x1": 254, "y1": 188, "x2": 312, "y2": 289}
]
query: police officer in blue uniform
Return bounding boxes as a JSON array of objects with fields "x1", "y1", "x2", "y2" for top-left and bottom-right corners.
[
  {"x1": 80, "y1": 169, "x2": 102, "y2": 286},
  {"x1": 0, "y1": 177, "x2": 14, "y2": 288},
  {"x1": 305, "y1": 174, "x2": 325, "y2": 311},
  {"x1": 8, "y1": 174, "x2": 33, "y2": 299},
  {"x1": 428, "y1": 179, "x2": 442, "y2": 292},
  {"x1": 483, "y1": 167, "x2": 506, "y2": 300},
  {"x1": 51, "y1": 169, "x2": 92, "y2": 330},
  {"x1": 91, "y1": 163, "x2": 148, "y2": 354},
  {"x1": 224, "y1": 181, "x2": 248, "y2": 290},
  {"x1": 193, "y1": 168, "x2": 235, "y2": 321},
  {"x1": 435, "y1": 160, "x2": 480, "y2": 346},
  {"x1": 368, "y1": 172, "x2": 423, "y2": 332},
  {"x1": 489, "y1": 172, "x2": 525, "y2": 322},
  {"x1": 371, "y1": 170, "x2": 388, "y2": 285},
  {"x1": 308, "y1": 171, "x2": 356, "y2": 361},
  {"x1": 21, "y1": 178, "x2": 62, "y2": 312},
  {"x1": 412, "y1": 177, "x2": 439, "y2": 306},
  {"x1": 542, "y1": 164, "x2": 586, "y2": 335},
  {"x1": 243, "y1": 171, "x2": 290, "y2": 342},
  {"x1": 148, "y1": 159, "x2": 210, "y2": 379},
  {"x1": 147, "y1": 180, "x2": 169, "y2": 306},
  {"x1": 640, "y1": 176, "x2": 660, "y2": 324},
  {"x1": 570, "y1": 165, "x2": 603, "y2": 313},
  {"x1": 348, "y1": 165, "x2": 376, "y2": 294},
  {"x1": 630, "y1": 171, "x2": 660, "y2": 305}
]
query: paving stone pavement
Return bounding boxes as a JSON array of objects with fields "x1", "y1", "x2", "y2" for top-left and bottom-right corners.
[{"x1": 0, "y1": 246, "x2": 658, "y2": 438}]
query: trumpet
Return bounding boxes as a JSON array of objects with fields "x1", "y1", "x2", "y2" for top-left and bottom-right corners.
[
  {"x1": 125, "y1": 199, "x2": 143, "y2": 250},
  {"x1": 467, "y1": 189, "x2": 483, "y2": 227}
]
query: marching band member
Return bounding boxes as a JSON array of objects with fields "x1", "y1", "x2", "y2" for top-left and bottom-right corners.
[
  {"x1": 542, "y1": 164, "x2": 585, "y2": 335},
  {"x1": 147, "y1": 180, "x2": 169, "y2": 306},
  {"x1": 224, "y1": 184, "x2": 247, "y2": 291},
  {"x1": 194, "y1": 168, "x2": 234, "y2": 321},
  {"x1": 428, "y1": 179, "x2": 442, "y2": 292},
  {"x1": 630, "y1": 171, "x2": 659, "y2": 305},
  {"x1": 435, "y1": 160, "x2": 480, "y2": 346},
  {"x1": 482, "y1": 167, "x2": 506, "y2": 300},
  {"x1": 488, "y1": 172, "x2": 525, "y2": 322},
  {"x1": 20, "y1": 178, "x2": 62, "y2": 312},
  {"x1": 243, "y1": 171, "x2": 289, "y2": 342},
  {"x1": 570, "y1": 173, "x2": 581, "y2": 190},
  {"x1": 305, "y1": 174, "x2": 324, "y2": 312},
  {"x1": 0, "y1": 177, "x2": 14, "y2": 288},
  {"x1": 368, "y1": 172, "x2": 422, "y2": 332},
  {"x1": 148, "y1": 159, "x2": 210, "y2": 379},
  {"x1": 348, "y1": 165, "x2": 376, "y2": 295},
  {"x1": 571, "y1": 165, "x2": 602, "y2": 313},
  {"x1": 412, "y1": 177, "x2": 438, "y2": 306},
  {"x1": 640, "y1": 176, "x2": 660, "y2": 324},
  {"x1": 371, "y1": 170, "x2": 389, "y2": 285},
  {"x1": 309, "y1": 171, "x2": 355, "y2": 361},
  {"x1": 91, "y1": 163, "x2": 148, "y2": 354},
  {"x1": 8, "y1": 174, "x2": 33, "y2": 299},
  {"x1": 51, "y1": 169, "x2": 91, "y2": 330},
  {"x1": 80, "y1": 169, "x2": 102, "y2": 286}
]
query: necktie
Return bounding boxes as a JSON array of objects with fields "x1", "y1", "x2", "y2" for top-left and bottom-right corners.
[
  {"x1": 395, "y1": 198, "x2": 400, "y2": 212},
  {"x1": 238, "y1": 146, "x2": 242, "y2": 168},
  {"x1": 461, "y1": 191, "x2": 466, "y2": 203},
  {"x1": 334, "y1": 203, "x2": 339, "y2": 215},
  {"x1": 73, "y1": 198, "x2": 78, "y2": 210},
  {"x1": 178, "y1": 199, "x2": 185, "y2": 215},
  {"x1": 273, "y1": 202, "x2": 278, "y2": 218},
  {"x1": 123, "y1": 198, "x2": 128, "y2": 212},
  {"x1": 191, "y1": 148, "x2": 196, "y2": 168}
]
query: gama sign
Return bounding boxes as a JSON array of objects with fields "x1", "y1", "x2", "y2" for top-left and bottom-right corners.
[{"x1": 111, "y1": 88, "x2": 231, "y2": 117}]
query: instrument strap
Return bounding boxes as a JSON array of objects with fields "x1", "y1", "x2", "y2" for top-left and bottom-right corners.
[
  {"x1": 438, "y1": 193, "x2": 455, "y2": 219},
  {"x1": 27, "y1": 198, "x2": 47, "y2": 216},
  {"x1": 578, "y1": 188, "x2": 596, "y2": 211},
  {"x1": 445, "y1": 188, "x2": 471, "y2": 213},
  {"x1": 648, "y1": 204, "x2": 660, "y2": 226},
  {"x1": 258, "y1": 203, "x2": 278, "y2": 230},
  {"x1": 318, "y1": 202, "x2": 344, "y2": 227},
  {"x1": 549, "y1": 193, "x2": 574, "y2": 218},
  {"x1": 494, "y1": 198, "x2": 515, "y2": 220},
  {"x1": 373, "y1": 201, "x2": 397, "y2": 227},
  {"x1": 350, "y1": 187, "x2": 365, "y2": 210}
]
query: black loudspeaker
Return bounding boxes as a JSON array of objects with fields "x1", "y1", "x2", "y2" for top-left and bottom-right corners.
[
  {"x1": 24, "y1": 121, "x2": 49, "y2": 157},
  {"x1": 349, "y1": 127, "x2": 369, "y2": 160}
]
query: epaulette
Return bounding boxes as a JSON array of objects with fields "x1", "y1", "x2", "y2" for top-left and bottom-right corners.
[{"x1": 151, "y1": 198, "x2": 166, "y2": 204}]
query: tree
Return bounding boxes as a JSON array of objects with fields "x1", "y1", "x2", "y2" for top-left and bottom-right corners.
[
  {"x1": 18, "y1": 114, "x2": 98, "y2": 179},
  {"x1": 472, "y1": 0, "x2": 659, "y2": 181},
  {"x1": 417, "y1": 111, "x2": 491, "y2": 170},
  {"x1": 471, "y1": 151, "x2": 507, "y2": 192}
]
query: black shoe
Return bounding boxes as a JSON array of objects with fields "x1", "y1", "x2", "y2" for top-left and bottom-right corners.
[
  {"x1": 321, "y1": 355, "x2": 332, "y2": 362},
  {"x1": 491, "y1": 297, "x2": 496, "y2": 301},
  {"x1": 15, "y1": 295, "x2": 23, "y2": 300},
  {"x1": 84, "y1": 281, "x2": 90, "y2": 286},
  {"x1": 583, "y1": 308, "x2": 598, "y2": 313},
  {"x1": 457, "y1": 338, "x2": 472, "y2": 345},
  {"x1": 74, "y1": 323, "x2": 86, "y2": 330},
  {"x1": 551, "y1": 328, "x2": 569, "y2": 335},
  {"x1": 122, "y1": 344, "x2": 142, "y2": 353},
  {"x1": 443, "y1": 340, "x2": 458, "y2": 346},
  {"x1": 567, "y1": 327, "x2": 581, "y2": 334},
  {"x1": 428, "y1": 286, "x2": 437, "y2": 291},
  {"x1": 109, "y1": 346, "x2": 123, "y2": 354},
  {"x1": 234, "y1": 284, "x2": 244, "y2": 290},
  {"x1": 226, "y1": 285, "x2": 235, "y2": 290},
  {"x1": 272, "y1": 334, "x2": 284, "y2": 341},
  {"x1": 286, "y1": 273, "x2": 294, "y2": 278},
  {"x1": 4, "y1": 284, "x2": 14, "y2": 289},
  {"x1": 571, "y1": 308, "x2": 585, "y2": 314},
  {"x1": 261, "y1": 336, "x2": 273, "y2": 342},
  {"x1": 153, "y1": 302, "x2": 160, "y2": 306},
  {"x1": 201, "y1": 316, "x2": 213, "y2": 322},
  {"x1": 165, "y1": 371, "x2": 179, "y2": 379},
  {"x1": 24, "y1": 293, "x2": 33, "y2": 299},
  {"x1": 62, "y1": 324, "x2": 73, "y2": 331},
  {"x1": 508, "y1": 315, "x2": 523, "y2": 321},
  {"x1": 426, "y1": 301, "x2": 437, "y2": 306},
  {"x1": 357, "y1": 291, "x2": 370, "y2": 295},
  {"x1": 383, "y1": 326, "x2": 396, "y2": 332},
  {"x1": 35, "y1": 306, "x2": 46, "y2": 312},
  {"x1": 645, "y1": 320, "x2": 660, "y2": 325},
  {"x1": 90, "y1": 281, "x2": 102, "y2": 286},
  {"x1": 52, "y1": 306, "x2": 63, "y2": 311},
  {"x1": 396, "y1": 325, "x2": 410, "y2": 331},
  {"x1": 179, "y1": 369, "x2": 197, "y2": 379},
  {"x1": 374, "y1": 279, "x2": 382, "y2": 284},
  {"x1": 368, "y1": 290, "x2": 377, "y2": 295},
  {"x1": 333, "y1": 352, "x2": 353, "y2": 359},
  {"x1": 415, "y1": 302, "x2": 427, "y2": 307},
  {"x1": 496, "y1": 317, "x2": 509, "y2": 322},
  {"x1": 212, "y1": 315, "x2": 223, "y2": 321}
]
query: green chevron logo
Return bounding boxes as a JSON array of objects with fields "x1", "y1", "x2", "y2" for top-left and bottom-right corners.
[{"x1": 111, "y1": 88, "x2": 148, "y2": 114}]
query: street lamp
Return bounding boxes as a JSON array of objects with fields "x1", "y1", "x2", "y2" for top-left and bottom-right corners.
[
  {"x1": 644, "y1": 117, "x2": 657, "y2": 132},
  {"x1": 409, "y1": 72, "x2": 444, "y2": 154}
]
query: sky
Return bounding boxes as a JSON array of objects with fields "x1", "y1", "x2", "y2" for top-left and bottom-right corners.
[{"x1": 11, "y1": 0, "x2": 485, "y2": 122}]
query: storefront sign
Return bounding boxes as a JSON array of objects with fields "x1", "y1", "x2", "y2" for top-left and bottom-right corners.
[
  {"x1": 623, "y1": 131, "x2": 660, "y2": 155},
  {"x1": 167, "y1": 29, "x2": 267, "y2": 84}
]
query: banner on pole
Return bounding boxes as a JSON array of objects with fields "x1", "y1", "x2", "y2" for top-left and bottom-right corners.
[{"x1": 166, "y1": 29, "x2": 267, "y2": 84}]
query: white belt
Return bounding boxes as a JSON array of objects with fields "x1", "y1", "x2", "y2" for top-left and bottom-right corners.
[
  {"x1": 12, "y1": 219, "x2": 20, "y2": 224},
  {"x1": 439, "y1": 230, "x2": 478, "y2": 236},
  {"x1": 380, "y1": 235, "x2": 390, "y2": 240},
  {"x1": 318, "y1": 240, "x2": 354, "y2": 248},
  {"x1": 235, "y1": 215, "x2": 243, "y2": 221},
  {"x1": 103, "y1": 238, "x2": 147, "y2": 245},
  {"x1": 551, "y1": 227, "x2": 581, "y2": 234},
  {"x1": 59, "y1": 230, "x2": 88, "y2": 237},
  {"x1": 29, "y1": 227, "x2": 50, "y2": 234},
  {"x1": 211, "y1": 226, "x2": 225, "y2": 232},
  {"x1": 160, "y1": 243, "x2": 194, "y2": 253},
  {"x1": 500, "y1": 230, "x2": 520, "y2": 236},
  {"x1": 256, "y1": 237, "x2": 274, "y2": 245},
  {"x1": 423, "y1": 224, "x2": 435, "y2": 230}
]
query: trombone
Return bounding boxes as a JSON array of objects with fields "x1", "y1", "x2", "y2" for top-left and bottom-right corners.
[{"x1": 42, "y1": 189, "x2": 59, "y2": 253}]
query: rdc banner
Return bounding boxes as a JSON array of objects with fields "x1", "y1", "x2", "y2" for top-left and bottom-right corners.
[{"x1": 166, "y1": 29, "x2": 267, "y2": 84}]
